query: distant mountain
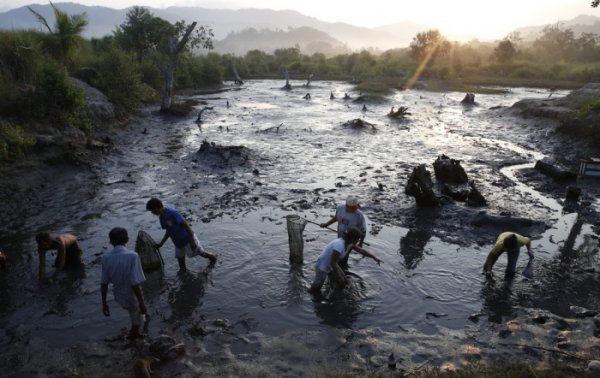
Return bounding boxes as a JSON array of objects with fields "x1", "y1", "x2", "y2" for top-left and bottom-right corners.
[
  {"x1": 0, "y1": 2, "x2": 426, "y2": 51},
  {"x1": 215, "y1": 26, "x2": 351, "y2": 56},
  {"x1": 0, "y1": 2, "x2": 127, "y2": 38},
  {"x1": 1, "y1": 3, "x2": 599, "y2": 54},
  {"x1": 513, "y1": 14, "x2": 600, "y2": 41}
]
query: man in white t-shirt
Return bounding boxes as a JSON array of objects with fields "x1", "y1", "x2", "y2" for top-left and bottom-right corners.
[
  {"x1": 308, "y1": 227, "x2": 381, "y2": 295},
  {"x1": 320, "y1": 195, "x2": 367, "y2": 267},
  {"x1": 101, "y1": 227, "x2": 147, "y2": 340}
]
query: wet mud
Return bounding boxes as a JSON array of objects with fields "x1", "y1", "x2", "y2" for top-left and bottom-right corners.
[{"x1": 0, "y1": 81, "x2": 599, "y2": 376}]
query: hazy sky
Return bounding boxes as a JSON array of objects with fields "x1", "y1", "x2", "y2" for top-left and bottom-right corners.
[{"x1": 1, "y1": 0, "x2": 596, "y2": 39}]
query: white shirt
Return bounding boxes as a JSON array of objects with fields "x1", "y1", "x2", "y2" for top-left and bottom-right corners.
[
  {"x1": 315, "y1": 238, "x2": 351, "y2": 273},
  {"x1": 335, "y1": 204, "x2": 367, "y2": 238},
  {"x1": 101, "y1": 245, "x2": 146, "y2": 308}
]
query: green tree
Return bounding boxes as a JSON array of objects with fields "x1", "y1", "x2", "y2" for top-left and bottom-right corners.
[
  {"x1": 533, "y1": 23, "x2": 576, "y2": 61},
  {"x1": 28, "y1": 1, "x2": 88, "y2": 67},
  {"x1": 494, "y1": 39, "x2": 516, "y2": 62},
  {"x1": 243, "y1": 49, "x2": 271, "y2": 76},
  {"x1": 575, "y1": 32, "x2": 600, "y2": 61},
  {"x1": 114, "y1": 6, "x2": 173, "y2": 61},
  {"x1": 410, "y1": 30, "x2": 451, "y2": 66}
]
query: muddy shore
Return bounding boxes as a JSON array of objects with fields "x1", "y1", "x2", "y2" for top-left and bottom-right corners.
[{"x1": 0, "y1": 81, "x2": 599, "y2": 377}]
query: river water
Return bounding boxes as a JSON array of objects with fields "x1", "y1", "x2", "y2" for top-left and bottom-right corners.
[{"x1": 1, "y1": 80, "x2": 599, "y2": 375}]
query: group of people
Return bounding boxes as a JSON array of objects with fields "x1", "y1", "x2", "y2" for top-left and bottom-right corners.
[
  {"x1": 34, "y1": 194, "x2": 533, "y2": 338},
  {"x1": 309, "y1": 195, "x2": 534, "y2": 292},
  {"x1": 36, "y1": 198, "x2": 217, "y2": 339}
]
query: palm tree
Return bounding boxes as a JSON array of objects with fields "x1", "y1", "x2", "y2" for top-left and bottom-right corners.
[{"x1": 28, "y1": 1, "x2": 88, "y2": 67}]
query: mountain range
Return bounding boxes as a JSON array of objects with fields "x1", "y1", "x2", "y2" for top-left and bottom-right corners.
[{"x1": 1, "y1": 2, "x2": 599, "y2": 56}]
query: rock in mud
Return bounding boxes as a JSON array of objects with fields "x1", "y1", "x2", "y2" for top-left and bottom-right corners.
[
  {"x1": 460, "y1": 93, "x2": 475, "y2": 104},
  {"x1": 434, "y1": 155, "x2": 486, "y2": 206},
  {"x1": 433, "y1": 155, "x2": 468, "y2": 184},
  {"x1": 570, "y1": 305, "x2": 599, "y2": 318},
  {"x1": 466, "y1": 181, "x2": 487, "y2": 207},
  {"x1": 534, "y1": 157, "x2": 577, "y2": 181},
  {"x1": 387, "y1": 106, "x2": 411, "y2": 118},
  {"x1": 198, "y1": 140, "x2": 252, "y2": 166},
  {"x1": 341, "y1": 119, "x2": 376, "y2": 132},
  {"x1": 513, "y1": 83, "x2": 600, "y2": 144},
  {"x1": 565, "y1": 186, "x2": 581, "y2": 202},
  {"x1": 405, "y1": 164, "x2": 441, "y2": 207},
  {"x1": 470, "y1": 212, "x2": 546, "y2": 235},
  {"x1": 146, "y1": 334, "x2": 186, "y2": 361},
  {"x1": 587, "y1": 360, "x2": 600, "y2": 375}
]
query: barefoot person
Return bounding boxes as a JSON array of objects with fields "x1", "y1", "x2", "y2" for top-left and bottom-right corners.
[
  {"x1": 319, "y1": 195, "x2": 367, "y2": 267},
  {"x1": 36, "y1": 233, "x2": 83, "y2": 282},
  {"x1": 101, "y1": 227, "x2": 147, "y2": 340},
  {"x1": 483, "y1": 232, "x2": 533, "y2": 279},
  {"x1": 308, "y1": 227, "x2": 381, "y2": 295},
  {"x1": 146, "y1": 198, "x2": 217, "y2": 271}
]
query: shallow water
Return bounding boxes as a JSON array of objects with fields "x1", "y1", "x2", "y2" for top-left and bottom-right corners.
[{"x1": 1, "y1": 81, "x2": 599, "y2": 369}]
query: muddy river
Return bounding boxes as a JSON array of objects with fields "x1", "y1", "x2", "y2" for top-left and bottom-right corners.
[{"x1": 0, "y1": 80, "x2": 599, "y2": 376}]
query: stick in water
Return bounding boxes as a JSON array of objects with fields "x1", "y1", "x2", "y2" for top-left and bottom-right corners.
[{"x1": 303, "y1": 218, "x2": 370, "y2": 246}]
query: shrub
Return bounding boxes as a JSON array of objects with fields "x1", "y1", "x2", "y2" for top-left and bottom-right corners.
[
  {"x1": 86, "y1": 48, "x2": 144, "y2": 111},
  {"x1": 34, "y1": 61, "x2": 89, "y2": 131},
  {"x1": 0, "y1": 121, "x2": 35, "y2": 160},
  {"x1": 578, "y1": 96, "x2": 600, "y2": 117}
]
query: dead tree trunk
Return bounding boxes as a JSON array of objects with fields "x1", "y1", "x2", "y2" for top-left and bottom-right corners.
[
  {"x1": 161, "y1": 22, "x2": 197, "y2": 112},
  {"x1": 232, "y1": 64, "x2": 243, "y2": 85}
]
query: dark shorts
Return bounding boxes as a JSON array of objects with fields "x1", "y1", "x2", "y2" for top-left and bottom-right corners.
[{"x1": 54, "y1": 245, "x2": 83, "y2": 268}]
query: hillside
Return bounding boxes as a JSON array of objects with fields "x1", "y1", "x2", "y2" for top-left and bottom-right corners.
[
  {"x1": 214, "y1": 26, "x2": 351, "y2": 56},
  {"x1": 0, "y1": 3, "x2": 598, "y2": 53},
  {"x1": 514, "y1": 14, "x2": 600, "y2": 41}
]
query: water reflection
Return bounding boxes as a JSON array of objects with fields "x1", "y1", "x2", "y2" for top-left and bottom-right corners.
[
  {"x1": 399, "y1": 209, "x2": 437, "y2": 269},
  {"x1": 46, "y1": 265, "x2": 86, "y2": 316},
  {"x1": 312, "y1": 271, "x2": 364, "y2": 328},
  {"x1": 481, "y1": 278, "x2": 515, "y2": 323},
  {"x1": 286, "y1": 264, "x2": 306, "y2": 304},
  {"x1": 168, "y1": 267, "x2": 211, "y2": 320}
]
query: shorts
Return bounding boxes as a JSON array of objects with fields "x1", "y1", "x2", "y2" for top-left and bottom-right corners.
[
  {"x1": 175, "y1": 235, "x2": 205, "y2": 259},
  {"x1": 505, "y1": 249, "x2": 520, "y2": 275},
  {"x1": 125, "y1": 303, "x2": 143, "y2": 327},
  {"x1": 54, "y1": 244, "x2": 83, "y2": 268},
  {"x1": 310, "y1": 268, "x2": 329, "y2": 291}
]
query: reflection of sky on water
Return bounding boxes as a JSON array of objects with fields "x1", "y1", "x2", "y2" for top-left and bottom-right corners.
[{"x1": 0, "y1": 81, "x2": 597, "y2": 351}]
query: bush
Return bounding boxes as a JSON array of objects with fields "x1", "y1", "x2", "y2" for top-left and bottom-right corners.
[
  {"x1": 0, "y1": 31, "x2": 43, "y2": 83},
  {"x1": 0, "y1": 121, "x2": 35, "y2": 160},
  {"x1": 34, "y1": 61, "x2": 89, "y2": 131},
  {"x1": 578, "y1": 96, "x2": 600, "y2": 117},
  {"x1": 86, "y1": 48, "x2": 145, "y2": 111}
]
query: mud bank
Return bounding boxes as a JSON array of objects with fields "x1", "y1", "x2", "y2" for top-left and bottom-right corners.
[{"x1": 0, "y1": 81, "x2": 599, "y2": 377}]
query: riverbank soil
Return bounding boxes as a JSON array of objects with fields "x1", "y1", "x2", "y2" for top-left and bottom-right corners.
[{"x1": 0, "y1": 81, "x2": 598, "y2": 377}]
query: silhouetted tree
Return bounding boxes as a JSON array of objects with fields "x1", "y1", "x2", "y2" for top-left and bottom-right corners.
[
  {"x1": 410, "y1": 30, "x2": 451, "y2": 66},
  {"x1": 494, "y1": 39, "x2": 516, "y2": 62},
  {"x1": 533, "y1": 23, "x2": 576, "y2": 61},
  {"x1": 114, "y1": 6, "x2": 173, "y2": 61}
]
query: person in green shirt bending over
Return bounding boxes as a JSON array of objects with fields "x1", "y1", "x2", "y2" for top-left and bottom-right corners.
[{"x1": 483, "y1": 232, "x2": 533, "y2": 279}]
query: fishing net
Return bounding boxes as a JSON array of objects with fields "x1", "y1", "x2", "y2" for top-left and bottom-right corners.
[
  {"x1": 286, "y1": 215, "x2": 307, "y2": 264},
  {"x1": 135, "y1": 230, "x2": 164, "y2": 271}
]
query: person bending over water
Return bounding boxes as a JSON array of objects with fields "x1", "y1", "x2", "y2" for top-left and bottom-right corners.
[
  {"x1": 483, "y1": 232, "x2": 532, "y2": 279},
  {"x1": 146, "y1": 198, "x2": 217, "y2": 271},
  {"x1": 36, "y1": 233, "x2": 83, "y2": 282},
  {"x1": 308, "y1": 227, "x2": 381, "y2": 295},
  {"x1": 320, "y1": 195, "x2": 367, "y2": 267}
]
